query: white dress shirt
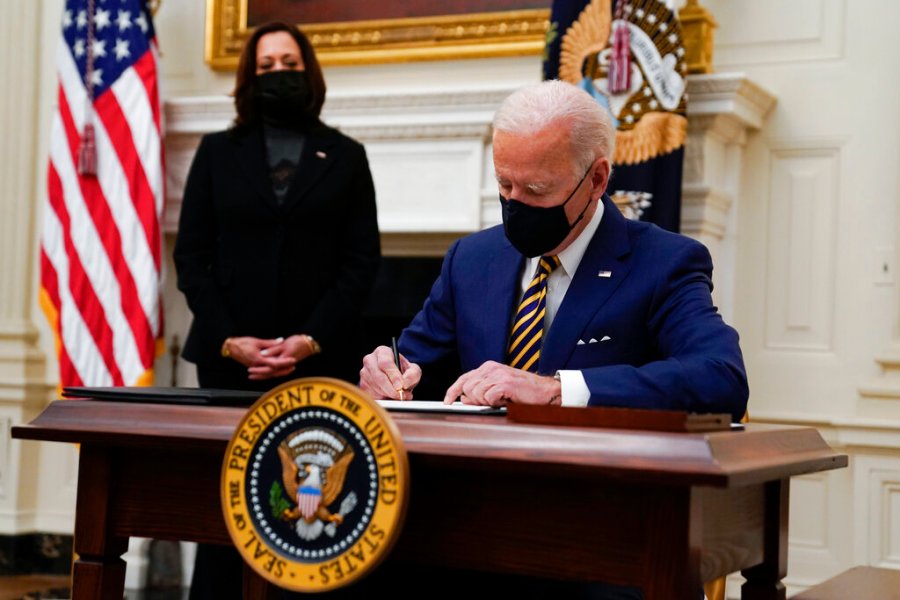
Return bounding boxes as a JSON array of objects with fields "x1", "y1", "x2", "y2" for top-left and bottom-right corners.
[{"x1": 516, "y1": 199, "x2": 604, "y2": 407}]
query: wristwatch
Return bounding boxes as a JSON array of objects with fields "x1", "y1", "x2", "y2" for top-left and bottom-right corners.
[
  {"x1": 550, "y1": 371, "x2": 563, "y2": 406},
  {"x1": 303, "y1": 334, "x2": 322, "y2": 355}
]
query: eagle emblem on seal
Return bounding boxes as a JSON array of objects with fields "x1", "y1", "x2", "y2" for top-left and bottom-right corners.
[{"x1": 274, "y1": 427, "x2": 357, "y2": 541}]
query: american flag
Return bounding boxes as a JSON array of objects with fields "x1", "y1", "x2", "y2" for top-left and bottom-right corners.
[{"x1": 39, "y1": 0, "x2": 164, "y2": 388}]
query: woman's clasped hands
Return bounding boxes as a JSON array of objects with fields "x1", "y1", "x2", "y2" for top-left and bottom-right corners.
[{"x1": 222, "y1": 335, "x2": 317, "y2": 380}]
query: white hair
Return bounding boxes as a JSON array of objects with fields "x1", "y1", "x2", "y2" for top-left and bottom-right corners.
[{"x1": 492, "y1": 80, "x2": 616, "y2": 175}]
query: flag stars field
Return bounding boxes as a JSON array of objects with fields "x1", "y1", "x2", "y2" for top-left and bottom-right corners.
[
  {"x1": 114, "y1": 39, "x2": 130, "y2": 60},
  {"x1": 91, "y1": 38, "x2": 106, "y2": 58},
  {"x1": 94, "y1": 9, "x2": 111, "y2": 31},
  {"x1": 116, "y1": 10, "x2": 133, "y2": 31}
]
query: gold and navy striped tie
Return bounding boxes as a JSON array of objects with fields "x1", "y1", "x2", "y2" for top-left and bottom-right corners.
[{"x1": 507, "y1": 255, "x2": 561, "y2": 372}]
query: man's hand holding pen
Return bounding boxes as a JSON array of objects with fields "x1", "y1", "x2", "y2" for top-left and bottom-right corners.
[
  {"x1": 390, "y1": 337, "x2": 406, "y2": 400},
  {"x1": 359, "y1": 344, "x2": 421, "y2": 400}
]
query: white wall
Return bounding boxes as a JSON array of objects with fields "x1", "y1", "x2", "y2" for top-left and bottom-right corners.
[
  {"x1": 705, "y1": 0, "x2": 900, "y2": 594},
  {"x1": 2, "y1": 0, "x2": 898, "y2": 596}
]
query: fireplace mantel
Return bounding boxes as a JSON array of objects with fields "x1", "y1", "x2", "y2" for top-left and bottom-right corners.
[{"x1": 164, "y1": 73, "x2": 774, "y2": 311}]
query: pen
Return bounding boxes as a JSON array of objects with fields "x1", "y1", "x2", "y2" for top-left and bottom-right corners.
[{"x1": 391, "y1": 336, "x2": 405, "y2": 401}]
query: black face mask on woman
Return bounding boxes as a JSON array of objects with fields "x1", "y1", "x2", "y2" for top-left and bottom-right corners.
[
  {"x1": 254, "y1": 70, "x2": 314, "y2": 127},
  {"x1": 499, "y1": 167, "x2": 593, "y2": 257}
]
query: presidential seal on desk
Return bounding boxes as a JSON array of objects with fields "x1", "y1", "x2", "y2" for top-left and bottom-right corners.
[{"x1": 221, "y1": 378, "x2": 409, "y2": 592}]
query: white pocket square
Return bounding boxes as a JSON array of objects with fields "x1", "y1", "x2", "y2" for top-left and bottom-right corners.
[{"x1": 577, "y1": 336, "x2": 611, "y2": 345}]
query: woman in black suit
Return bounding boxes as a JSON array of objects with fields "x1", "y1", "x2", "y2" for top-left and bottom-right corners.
[
  {"x1": 175, "y1": 22, "x2": 380, "y2": 599},
  {"x1": 174, "y1": 21, "x2": 380, "y2": 393}
]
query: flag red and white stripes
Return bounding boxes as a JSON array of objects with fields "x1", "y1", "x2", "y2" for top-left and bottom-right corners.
[{"x1": 40, "y1": 0, "x2": 164, "y2": 388}]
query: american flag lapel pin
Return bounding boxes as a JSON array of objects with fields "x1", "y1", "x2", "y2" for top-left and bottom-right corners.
[
  {"x1": 316, "y1": 151, "x2": 327, "y2": 159},
  {"x1": 597, "y1": 270, "x2": 612, "y2": 278}
]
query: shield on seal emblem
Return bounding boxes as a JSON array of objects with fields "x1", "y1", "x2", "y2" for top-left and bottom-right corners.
[{"x1": 297, "y1": 486, "x2": 321, "y2": 520}]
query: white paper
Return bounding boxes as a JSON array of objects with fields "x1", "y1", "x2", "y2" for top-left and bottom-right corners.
[{"x1": 377, "y1": 400, "x2": 506, "y2": 414}]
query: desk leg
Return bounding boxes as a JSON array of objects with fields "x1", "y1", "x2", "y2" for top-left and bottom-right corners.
[
  {"x1": 72, "y1": 446, "x2": 129, "y2": 600},
  {"x1": 741, "y1": 478, "x2": 789, "y2": 600},
  {"x1": 243, "y1": 563, "x2": 279, "y2": 600},
  {"x1": 643, "y1": 487, "x2": 702, "y2": 600}
]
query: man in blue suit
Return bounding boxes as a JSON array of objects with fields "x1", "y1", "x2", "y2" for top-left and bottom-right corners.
[{"x1": 360, "y1": 80, "x2": 747, "y2": 423}]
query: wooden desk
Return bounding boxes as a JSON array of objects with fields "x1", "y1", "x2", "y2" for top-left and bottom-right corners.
[{"x1": 13, "y1": 400, "x2": 847, "y2": 600}]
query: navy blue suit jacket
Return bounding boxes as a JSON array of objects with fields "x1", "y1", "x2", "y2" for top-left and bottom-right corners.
[{"x1": 399, "y1": 195, "x2": 748, "y2": 421}]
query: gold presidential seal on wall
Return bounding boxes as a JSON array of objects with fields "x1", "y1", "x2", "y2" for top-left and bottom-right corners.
[{"x1": 221, "y1": 378, "x2": 409, "y2": 592}]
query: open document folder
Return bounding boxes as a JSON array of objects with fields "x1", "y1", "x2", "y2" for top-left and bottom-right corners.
[
  {"x1": 377, "y1": 400, "x2": 506, "y2": 415},
  {"x1": 62, "y1": 386, "x2": 261, "y2": 406}
]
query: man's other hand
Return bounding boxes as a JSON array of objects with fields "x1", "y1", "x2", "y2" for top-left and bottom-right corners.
[{"x1": 443, "y1": 361, "x2": 562, "y2": 406}]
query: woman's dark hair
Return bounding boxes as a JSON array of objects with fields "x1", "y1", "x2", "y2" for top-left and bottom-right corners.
[{"x1": 232, "y1": 21, "x2": 326, "y2": 127}]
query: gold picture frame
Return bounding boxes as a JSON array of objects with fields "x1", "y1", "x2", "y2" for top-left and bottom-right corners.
[{"x1": 205, "y1": 0, "x2": 550, "y2": 69}]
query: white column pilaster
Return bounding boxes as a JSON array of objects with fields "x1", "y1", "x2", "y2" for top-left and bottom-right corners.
[
  {"x1": 0, "y1": 0, "x2": 56, "y2": 533},
  {"x1": 682, "y1": 73, "x2": 776, "y2": 318}
]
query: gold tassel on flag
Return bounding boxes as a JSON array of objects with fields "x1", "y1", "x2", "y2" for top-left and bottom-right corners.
[
  {"x1": 78, "y1": 121, "x2": 97, "y2": 176},
  {"x1": 607, "y1": 0, "x2": 631, "y2": 94},
  {"x1": 79, "y1": 0, "x2": 97, "y2": 177}
]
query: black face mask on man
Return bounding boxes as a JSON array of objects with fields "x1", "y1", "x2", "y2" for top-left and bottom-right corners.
[
  {"x1": 254, "y1": 70, "x2": 314, "y2": 127},
  {"x1": 499, "y1": 167, "x2": 593, "y2": 257}
]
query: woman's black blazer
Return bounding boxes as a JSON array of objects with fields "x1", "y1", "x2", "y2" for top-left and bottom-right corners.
[{"x1": 173, "y1": 123, "x2": 381, "y2": 381}]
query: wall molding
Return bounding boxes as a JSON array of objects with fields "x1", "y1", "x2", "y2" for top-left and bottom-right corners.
[
  {"x1": 860, "y1": 348, "x2": 900, "y2": 402},
  {"x1": 713, "y1": 0, "x2": 846, "y2": 67},
  {"x1": 0, "y1": 509, "x2": 79, "y2": 537},
  {"x1": 687, "y1": 73, "x2": 777, "y2": 133},
  {"x1": 763, "y1": 144, "x2": 841, "y2": 352},
  {"x1": 748, "y1": 411, "x2": 900, "y2": 449}
]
